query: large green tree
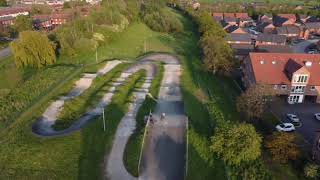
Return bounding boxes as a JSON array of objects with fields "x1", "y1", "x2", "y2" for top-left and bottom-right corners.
[
  {"x1": 10, "y1": 31, "x2": 56, "y2": 68},
  {"x1": 237, "y1": 84, "x2": 275, "y2": 119},
  {"x1": 14, "y1": 15, "x2": 33, "y2": 32},
  {"x1": 211, "y1": 123, "x2": 262, "y2": 166},
  {"x1": 265, "y1": 132, "x2": 300, "y2": 164},
  {"x1": 201, "y1": 35, "x2": 234, "y2": 75}
]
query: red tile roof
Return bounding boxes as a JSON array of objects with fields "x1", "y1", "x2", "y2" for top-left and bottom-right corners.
[
  {"x1": 249, "y1": 53, "x2": 320, "y2": 85},
  {"x1": 235, "y1": 13, "x2": 249, "y2": 18}
]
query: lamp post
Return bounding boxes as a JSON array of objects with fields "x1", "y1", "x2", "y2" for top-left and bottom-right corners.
[{"x1": 102, "y1": 106, "x2": 106, "y2": 132}]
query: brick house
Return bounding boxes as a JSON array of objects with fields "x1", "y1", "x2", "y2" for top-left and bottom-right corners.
[
  {"x1": 274, "y1": 25, "x2": 303, "y2": 39},
  {"x1": 212, "y1": 12, "x2": 253, "y2": 27},
  {"x1": 50, "y1": 12, "x2": 73, "y2": 26},
  {"x1": 0, "y1": 16, "x2": 15, "y2": 27},
  {"x1": 305, "y1": 22, "x2": 320, "y2": 35},
  {"x1": 0, "y1": 7, "x2": 30, "y2": 18},
  {"x1": 243, "y1": 53, "x2": 320, "y2": 104},
  {"x1": 225, "y1": 33, "x2": 252, "y2": 44},
  {"x1": 225, "y1": 25, "x2": 248, "y2": 34},
  {"x1": 273, "y1": 14, "x2": 297, "y2": 27},
  {"x1": 256, "y1": 34, "x2": 287, "y2": 46},
  {"x1": 256, "y1": 21, "x2": 275, "y2": 33},
  {"x1": 32, "y1": 15, "x2": 52, "y2": 30}
]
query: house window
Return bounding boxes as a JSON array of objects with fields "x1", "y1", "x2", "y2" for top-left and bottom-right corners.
[
  {"x1": 274, "y1": 85, "x2": 278, "y2": 89},
  {"x1": 291, "y1": 86, "x2": 305, "y2": 93},
  {"x1": 293, "y1": 75, "x2": 308, "y2": 83},
  {"x1": 311, "y1": 86, "x2": 316, "y2": 91},
  {"x1": 281, "y1": 85, "x2": 287, "y2": 90}
]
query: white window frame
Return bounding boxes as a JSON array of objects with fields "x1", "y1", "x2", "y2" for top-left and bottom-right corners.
[
  {"x1": 281, "y1": 85, "x2": 287, "y2": 90},
  {"x1": 273, "y1": 85, "x2": 278, "y2": 89}
]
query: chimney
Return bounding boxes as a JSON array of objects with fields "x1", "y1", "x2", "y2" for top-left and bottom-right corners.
[{"x1": 305, "y1": 61, "x2": 312, "y2": 67}]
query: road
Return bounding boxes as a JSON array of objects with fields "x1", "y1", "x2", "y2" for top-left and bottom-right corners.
[{"x1": 292, "y1": 39, "x2": 318, "y2": 53}]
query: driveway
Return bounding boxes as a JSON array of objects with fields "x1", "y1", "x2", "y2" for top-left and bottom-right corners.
[
  {"x1": 293, "y1": 39, "x2": 319, "y2": 53},
  {"x1": 271, "y1": 100, "x2": 320, "y2": 145}
]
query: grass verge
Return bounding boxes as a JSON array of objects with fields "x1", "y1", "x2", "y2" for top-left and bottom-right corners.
[{"x1": 123, "y1": 63, "x2": 164, "y2": 177}]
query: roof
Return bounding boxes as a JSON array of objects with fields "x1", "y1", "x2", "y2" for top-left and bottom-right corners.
[
  {"x1": 225, "y1": 33, "x2": 252, "y2": 42},
  {"x1": 276, "y1": 25, "x2": 301, "y2": 35},
  {"x1": 248, "y1": 53, "x2": 320, "y2": 85},
  {"x1": 225, "y1": 25, "x2": 239, "y2": 33},
  {"x1": 224, "y1": 16, "x2": 237, "y2": 23},
  {"x1": 257, "y1": 34, "x2": 287, "y2": 44},
  {"x1": 231, "y1": 44, "x2": 292, "y2": 56},
  {"x1": 306, "y1": 22, "x2": 320, "y2": 29},
  {"x1": 0, "y1": 7, "x2": 30, "y2": 17}
]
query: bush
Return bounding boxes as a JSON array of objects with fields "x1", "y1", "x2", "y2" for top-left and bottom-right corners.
[{"x1": 304, "y1": 163, "x2": 319, "y2": 179}]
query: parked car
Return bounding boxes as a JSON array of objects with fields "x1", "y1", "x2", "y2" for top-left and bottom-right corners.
[
  {"x1": 287, "y1": 114, "x2": 300, "y2": 123},
  {"x1": 276, "y1": 123, "x2": 295, "y2": 132},
  {"x1": 308, "y1": 50, "x2": 316, "y2": 54},
  {"x1": 314, "y1": 113, "x2": 320, "y2": 120}
]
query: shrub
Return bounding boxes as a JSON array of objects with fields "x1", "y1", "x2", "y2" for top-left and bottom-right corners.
[{"x1": 304, "y1": 163, "x2": 319, "y2": 179}]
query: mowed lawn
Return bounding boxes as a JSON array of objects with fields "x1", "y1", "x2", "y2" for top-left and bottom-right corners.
[{"x1": 0, "y1": 21, "x2": 182, "y2": 179}]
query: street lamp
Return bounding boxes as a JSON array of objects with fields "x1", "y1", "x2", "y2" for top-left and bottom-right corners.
[{"x1": 101, "y1": 106, "x2": 106, "y2": 132}]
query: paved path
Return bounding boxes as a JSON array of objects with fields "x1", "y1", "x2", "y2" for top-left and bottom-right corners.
[
  {"x1": 32, "y1": 60, "x2": 122, "y2": 137},
  {"x1": 139, "y1": 63, "x2": 187, "y2": 180},
  {"x1": 105, "y1": 62, "x2": 156, "y2": 180},
  {"x1": 0, "y1": 47, "x2": 11, "y2": 60},
  {"x1": 105, "y1": 53, "x2": 187, "y2": 180}
]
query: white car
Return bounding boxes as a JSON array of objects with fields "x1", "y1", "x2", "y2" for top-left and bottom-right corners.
[
  {"x1": 314, "y1": 113, "x2": 320, "y2": 120},
  {"x1": 276, "y1": 123, "x2": 295, "y2": 132},
  {"x1": 286, "y1": 114, "x2": 300, "y2": 123}
]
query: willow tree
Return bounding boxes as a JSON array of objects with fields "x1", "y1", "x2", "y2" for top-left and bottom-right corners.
[{"x1": 10, "y1": 31, "x2": 56, "y2": 68}]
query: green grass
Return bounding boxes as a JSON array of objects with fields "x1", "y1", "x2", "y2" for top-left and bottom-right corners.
[
  {"x1": 123, "y1": 63, "x2": 164, "y2": 177},
  {"x1": 53, "y1": 63, "x2": 129, "y2": 130},
  {"x1": 0, "y1": 19, "x2": 183, "y2": 179}
]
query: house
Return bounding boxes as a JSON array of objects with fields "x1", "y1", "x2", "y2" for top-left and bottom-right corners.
[
  {"x1": 235, "y1": 13, "x2": 253, "y2": 27},
  {"x1": 299, "y1": 15, "x2": 319, "y2": 24},
  {"x1": 256, "y1": 21, "x2": 275, "y2": 33},
  {"x1": 242, "y1": 53, "x2": 320, "y2": 104},
  {"x1": 50, "y1": 12, "x2": 73, "y2": 26},
  {"x1": 225, "y1": 25, "x2": 248, "y2": 34},
  {"x1": 274, "y1": 25, "x2": 302, "y2": 39},
  {"x1": 225, "y1": 33, "x2": 252, "y2": 44},
  {"x1": 0, "y1": 16, "x2": 15, "y2": 27},
  {"x1": 256, "y1": 34, "x2": 287, "y2": 46},
  {"x1": 32, "y1": 15, "x2": 52, "y2": 30},
  {"x1": 213, "y1": 12, "x2": 253, "y2": 27},
  {"x1": 273, "y1": 14, "x2": 296, "y2": 27},
  {"x1": 305, "y1": 22, "x2": 320, "y2": 35},
  {"x1": 0, "y1": 7, "x2": 30, "y2": 18}
]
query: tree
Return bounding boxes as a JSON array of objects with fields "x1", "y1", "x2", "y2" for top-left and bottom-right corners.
[
  {"x1": 211, "y1": 123, "x2": 262, "y2": 166},
  {"x1": 201, "y1": 35, "x2": 234, "y2": 75},
  {"x1": 236, "y1": 84, "x2": 275, "y2": 119},
  {"x1": 10, "y1": 31, "x2": 56, "y2": 68},
  {"x1": 304, "y1": 163, "x2": 319, "y2": 179},
  {"x1": 230, "y1": 160, "x2": 271, "y2": 180},
  {"x1": 265, "y1": 132, "x2": 300, "y2": 163},
  {"x1": 14, "y1": 15, "x2": 33, "y2": 33},
  {"x1": 0, "y1": 0, "x2": 7, "y2": 7}
]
